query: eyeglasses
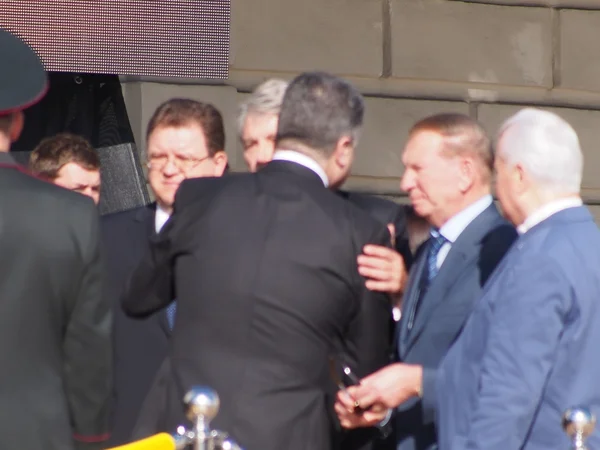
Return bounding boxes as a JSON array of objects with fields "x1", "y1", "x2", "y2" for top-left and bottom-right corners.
[{"x1": 146, "y1": 153, "x2": 212, "y2": 171}]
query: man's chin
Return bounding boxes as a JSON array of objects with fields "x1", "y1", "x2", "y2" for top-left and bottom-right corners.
[
  {"x1": 411, "y1": 202, "x2": 430, "y2": 219},
  {"x1": 155, "y1": 192, "x2": 176, "y2": 211}
]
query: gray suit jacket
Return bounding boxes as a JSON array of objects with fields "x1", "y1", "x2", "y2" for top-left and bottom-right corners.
[
  {"x1": 437, "y1": 206, "x2": 600, "y2": 450},
  {"x1": 0, "y1": 152, "x2": 112, "y2": 449},
  {"x1": 391, "y1": 204, "x2": 516, "y2": 450}
]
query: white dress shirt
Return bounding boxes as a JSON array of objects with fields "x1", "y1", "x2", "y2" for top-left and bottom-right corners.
[
  {"x1": 517, "y1": 196, "x2": 583, "y2": 235},
  {"x1": 155, "y1": 205, "x2": 171, "y2": 233},
  {"x1": 272, "y1": 150, "x2": 329, "y2": 187},
  {"x1": 435, "y1": 194, "x2": 494, "y2": 269}
]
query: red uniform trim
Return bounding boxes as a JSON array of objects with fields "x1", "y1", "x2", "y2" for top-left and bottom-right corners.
[{"x1": 0, "y1": 161, "x2": 52, "y2": 183}]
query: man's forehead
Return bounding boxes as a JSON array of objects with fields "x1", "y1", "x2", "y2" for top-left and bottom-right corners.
[
  {"x1": 56, "y1": 164, "x2": 101, "y2": 188},
  {"x1": 149, "y1": 124, "x2": 205, "y2": 140},
  {"x1": 243, "y1": 112, "x2": 278, "y2": 132},
  {"x1": 59, "y1": 162, "x2": 100, "y2": 176},
  {"x1": 147, "y1": 126, "x2": 208, "y2": 154},
  {"x1": 403, "y1": 130, "x2": 444, "y2": 157},
  {"x1": 407, "y1": 129, "x2": 445, "y2": 145}
]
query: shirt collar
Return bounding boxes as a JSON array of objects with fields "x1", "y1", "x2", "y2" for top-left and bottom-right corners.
[
  {"x1": 155, "y1": 205, "x2": 171, "y2": 233},
  {"x1": 272, "y1": 150, "x2": 329, "y2": 187},
  {"x1": 517, "y1": 196, "x2": 583, "y2": 235},
  {"x1": 437, "y1": 194, "x2": 494, "y2": 243}
]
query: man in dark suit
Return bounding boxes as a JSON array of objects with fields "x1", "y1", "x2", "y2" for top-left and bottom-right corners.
[
  {"x1": 238, "y1": 78, "x2": 412, "y2": 299},
  {"x1": 0, "y1": 29, "x2": 111, "y2": 450},
  {"x1": 335, "y1": 113, "x2": 517, "y2": 450},
  {"x1": 123, "y1": 71, "x2": 392, "y2": 450},
  {"x1": 437, "y1": 109, "x2": 600, "y2": 450},
  {"x1": 103, "y1": 98, "x2": 228, "y2": 446}
]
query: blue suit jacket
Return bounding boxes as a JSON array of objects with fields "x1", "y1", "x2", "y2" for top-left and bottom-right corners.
[
  {"x1": 101, "y1": 204, "x2": 172, "y2": 446},
  {"x1": 436, "y1": 206, "x2": 600, "y2": 450},
  {"x1": 391, "y1": 204, "x2": 517, "y2": 450}
]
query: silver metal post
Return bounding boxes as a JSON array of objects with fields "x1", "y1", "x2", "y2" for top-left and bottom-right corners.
[
  {"x1": 563, "y1": 406, "x2": 596, "y2": 450},
  {"x1": 178, "y1": 386, "x2": 243, "y2": 450},
  {"x1": 184, "y1": 386, "x2": 221, "y2": 450}
]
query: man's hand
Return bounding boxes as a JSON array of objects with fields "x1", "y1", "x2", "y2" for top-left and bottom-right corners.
[
  {"x1": 334, "y1": 363, "x2": 423, "y2": 429},
  {"x1": 358, "y1": 225, "x2": 408, "y2": 295},
  {"x1": 334, "y1": 387, "x2": 389, "y2": 429}
]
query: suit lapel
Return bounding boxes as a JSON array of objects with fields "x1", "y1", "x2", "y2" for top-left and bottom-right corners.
[
  {"x1": 402, "y1": 204, "x2": 502, "y2": 353},
  {"x1": 134, "y1": 202, "x2": 156, "y2": 238},
  {"x1": 397, "y1": 243, "x2": 429, "y2": 356}
]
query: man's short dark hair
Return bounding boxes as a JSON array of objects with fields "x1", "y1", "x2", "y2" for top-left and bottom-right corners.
[
  {"x1": 29, "y1": 133, "x2": 100, "y2": 180},
  {"x1": 146, "y1": 98, "x2": 225, "y2": 157},
  {"x1": 275, "y1": 71, "x2": 364, "y2": 156}
]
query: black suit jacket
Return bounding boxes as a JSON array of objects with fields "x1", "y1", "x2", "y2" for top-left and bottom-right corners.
[
  {"x1": 338, "y1": 191, "x2": 412, "y2": 269},
  {"x1": 101, "y1": 203, "x2": 172, "y2": 446},
  {"x1": 123, "y1": 161, "x2": 393, "y2": 450},
  {"x1": 0, "y1": 152, "x2": 111, "y2": 450}
]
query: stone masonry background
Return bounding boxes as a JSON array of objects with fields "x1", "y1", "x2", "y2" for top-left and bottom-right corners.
[{"x1": 120, "y1": 0, "x2": 600, "y2": 217}]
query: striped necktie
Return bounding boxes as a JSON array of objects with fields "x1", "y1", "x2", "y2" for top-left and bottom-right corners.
[{"x1": 426, "y1": 229, "x2": 447, "y2": 283}]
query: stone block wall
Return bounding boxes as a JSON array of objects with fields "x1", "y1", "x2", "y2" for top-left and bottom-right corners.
[{"x1": 122, "y1": 0, "x2": 600, "y2": 213}]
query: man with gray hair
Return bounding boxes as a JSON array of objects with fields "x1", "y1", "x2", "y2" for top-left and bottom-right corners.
[
  {"x1": 124, "y1": 71, "x2": 392, "y2": 450},
  {"x1": 433, "y1": 108, "x2": 600, "y2": 449},
  {"x1": 238, "y1": 78, "x2": 289, "y2": 172}
]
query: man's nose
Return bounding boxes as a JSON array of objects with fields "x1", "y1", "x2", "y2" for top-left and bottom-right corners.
[
  {"x1": 82, "y1": 187, "x2": 100, "y2": 205},
  {"x1": 257, "y1": 141, "x2": 274, "y2": 165},
  {"x1": 162, "y1": 158, "x2": 179, "y2": 176},
  {"x1": 400, "y1": 171, "x2": 414, "y2": 192}
]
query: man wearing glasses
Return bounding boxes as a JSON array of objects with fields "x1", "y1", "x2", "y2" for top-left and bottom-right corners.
[{"x1": 102, "y1": 98, "x2": 228, "y2": 446}]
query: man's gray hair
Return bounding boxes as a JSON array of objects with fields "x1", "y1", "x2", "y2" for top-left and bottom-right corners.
[
  {"x1": 237, "y1": 79, "x2": 289, "y2": 136},
  {"x1": 497, "y1": 108, "x2": 583, "y2": 194}
]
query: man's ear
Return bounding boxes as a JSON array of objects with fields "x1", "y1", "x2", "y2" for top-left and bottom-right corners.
[
  {"x1": 9, "y1": 111, "x2": 24, "y2": 143},
  {"x1": 512, "y1": 163, "x2": 528, "y2": 195},
  {"x1": 457, "y1": 157, "x2": 476, "y2": 193},
  {"x1": 334, "y1": 136, "x2": 354, "y2": 169},
  {"x1": 213, "y1": 151, "x2": 229, "y2": 177}
]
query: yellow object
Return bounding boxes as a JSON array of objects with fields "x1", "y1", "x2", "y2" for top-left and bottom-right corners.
[{"x1": 105, "y1": 433, "x2": 176, "y2": 450}]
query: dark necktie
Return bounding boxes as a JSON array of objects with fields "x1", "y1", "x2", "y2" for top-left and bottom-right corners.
[
  {"x1": 426, "y1": 229, "x2": 447, "y2": 284},
  {"x1": 166, "y1": 301, "x2": 177, "y2": 330},
  {"x1": 403, "y1": 230, "x2": 449, "y2": 338}
]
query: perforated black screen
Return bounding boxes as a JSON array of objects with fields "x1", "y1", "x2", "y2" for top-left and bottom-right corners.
[{"x1": 1, "y1": 0, "x2": 230, "y2": 79}]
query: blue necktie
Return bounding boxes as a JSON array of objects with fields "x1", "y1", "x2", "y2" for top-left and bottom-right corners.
[
  {"x1": 401, "y1": 230, "x2": 448, "y2": 347},
  {"x1": 426, "y1": 229, "x2": 447, "y2": 283},
  {"x1": 166, "y1": 300, "x2": 177, "y2": 330}
]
